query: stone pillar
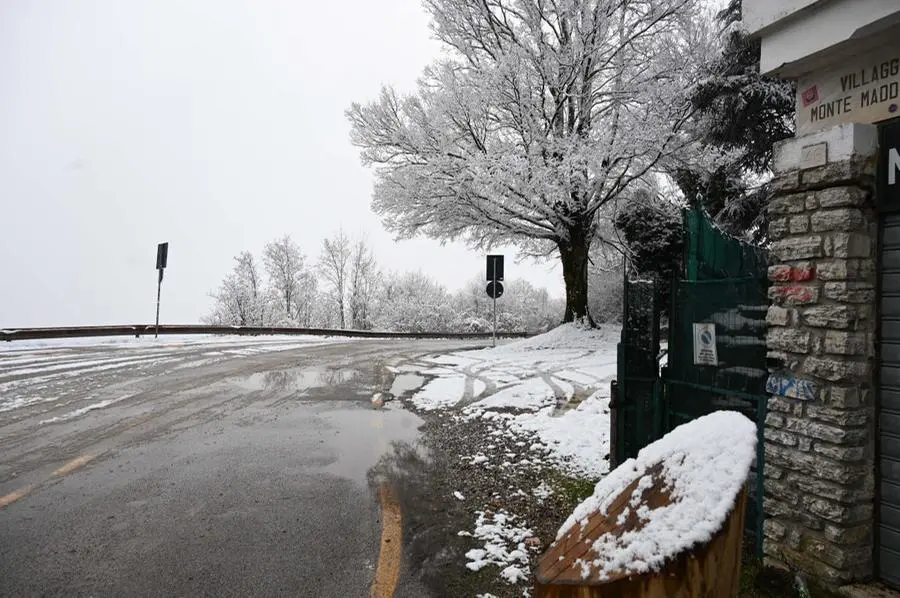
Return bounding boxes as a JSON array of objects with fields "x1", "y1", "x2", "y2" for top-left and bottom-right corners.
[{"x1": 763, "y1": 123, "x2": 879, "y2": 584}]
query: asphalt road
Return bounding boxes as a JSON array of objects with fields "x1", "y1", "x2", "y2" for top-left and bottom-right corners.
[{"x1": 0, "y1": 337, "x2": 483, "y2": 597}]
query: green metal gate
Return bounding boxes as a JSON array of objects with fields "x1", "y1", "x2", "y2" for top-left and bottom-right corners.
[
  {"x1": 615, "y1": 206, "x2": 769, "y2": 556},
  {"x1": 615, "y1": 278, "x2": 662, "y2": 464}
]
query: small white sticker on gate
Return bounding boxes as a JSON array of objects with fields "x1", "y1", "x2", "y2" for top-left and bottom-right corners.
[{"x1": 693, "y1": 323, "x2": 718, "y2": 366}]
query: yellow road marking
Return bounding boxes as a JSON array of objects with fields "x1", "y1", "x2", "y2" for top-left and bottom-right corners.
[
  {"x1": 0, "y1": 485, "x2": 34, "y2": 509},
  {"x1": 54, "y1": 454, "x2": 94, "y2": 477},
  {"x1": 371, "y1": 484, "x2": 403, "y2": 598},
  {"x1": 1, "y1": 454, "x2": 98, "y2": 509}
]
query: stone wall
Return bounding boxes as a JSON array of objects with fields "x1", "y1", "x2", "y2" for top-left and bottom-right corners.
[{"x1": 763, "y1": 123, "x2": 879, "y2": 583}]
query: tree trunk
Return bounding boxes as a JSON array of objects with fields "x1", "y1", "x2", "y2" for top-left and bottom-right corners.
[{"x1": 559, "y1": 231, "x2": 594, "y2": 325}]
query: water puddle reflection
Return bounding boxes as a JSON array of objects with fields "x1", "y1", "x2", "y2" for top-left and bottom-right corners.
[
  {"x1": 318, "y1": 404, "x2": 423, "y2": 483},
  {"x1": 388, "y1": 373, "x2": 426, "y2": 397},
  {"x1": 231, "y1": 368, "x2": 363, "y2": 392}
]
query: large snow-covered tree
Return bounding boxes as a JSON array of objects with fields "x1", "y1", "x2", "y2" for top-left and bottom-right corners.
[{"x1": 348, "y1": 0, "x2": 714, "y2": 322}]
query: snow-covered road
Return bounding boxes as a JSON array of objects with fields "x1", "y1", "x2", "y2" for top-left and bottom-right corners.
[
  {"x1": 0, "y1": 334, "x2": 350, "y2": 418},
  {"x1": 0, "y1": 336, "x2": 486, "y2": 598}
]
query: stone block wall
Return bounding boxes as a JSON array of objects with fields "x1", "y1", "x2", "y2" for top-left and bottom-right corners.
[{"x1": 763, "y1": 124, "x2": 879, "y2": 583}]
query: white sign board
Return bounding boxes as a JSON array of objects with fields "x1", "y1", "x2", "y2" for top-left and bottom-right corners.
[
  {"x1": 796, "y1": 51, "x2": 900, "y2": 135},
  {"x1": 800, "y1": 142, "x2": 828, "y2": 170},
  {"x1": 693, "y1": 323, "x2": 718, "y2": 366}
]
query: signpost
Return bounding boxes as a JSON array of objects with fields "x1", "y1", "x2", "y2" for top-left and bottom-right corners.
[
  {"x1": 155, "y1": 242, "x2": 168, "y2": 339},
  {"x1": 486, "y1": 255, "x2": 504, "y2": 347}
]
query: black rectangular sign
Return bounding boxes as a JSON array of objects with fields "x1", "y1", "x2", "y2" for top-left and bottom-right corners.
[
  {"x1": 156, "y1": 242, "x2": 169, "y2": 270},
  {"x1": 486, "y1": 254, "x2": 504, "y2": 281}
]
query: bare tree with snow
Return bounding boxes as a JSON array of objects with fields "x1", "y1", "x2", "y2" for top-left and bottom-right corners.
[
  {"x1": 205, "y1": 251, "x2": 272, "y2": 326},
  {"x1": 318, "y1": 229, "x2": 352, "y2": 329},
  {"x1": 293, "y1": 275, "x2": 317, "y2": 327},
  {"x1": 348, "y1": 237, "x2": 379, "y2": 330},
  {"x1": 348, "y1": 0, "x2": 714, "y2": 323},
  {"x1": 263, "y1": 235, "x2": 309, "y2": 325},
  {"x1": 373, "y1": 270, "x2": 454, "y2": 333}
]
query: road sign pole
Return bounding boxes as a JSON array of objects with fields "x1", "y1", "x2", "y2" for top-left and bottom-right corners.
[
  {"x1": 485, "y1": 254, "x2": 504, "y2": 348},
  {"x1": 492, "y1": 261, "x2": 497, "y2": 348},
  {"x1": 154, "y1": 242, "x2": 169, "y2": 340},
  {"x1": 492, "y1": 294, "x2": 497, "y2": 348},
  {"x1": 155, "y1": 269, "x2": 163, "y2": 339}
]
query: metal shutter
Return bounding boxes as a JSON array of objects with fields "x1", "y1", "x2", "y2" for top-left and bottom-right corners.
[{"x1": 880, "y1": 212, "x2": 900, "y2": 588}]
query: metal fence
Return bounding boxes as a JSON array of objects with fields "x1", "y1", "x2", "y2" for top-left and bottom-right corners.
[
  {"x1": 615, "y1": 206, "x2": 770, "y2": 557},
  {"x1": 0, "y1": 324, "x2": 532, "y2": 343}
]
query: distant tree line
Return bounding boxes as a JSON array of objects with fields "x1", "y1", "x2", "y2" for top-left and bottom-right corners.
[{"x1": 204, "y1": 230, "x2": 565, "y2": 333}]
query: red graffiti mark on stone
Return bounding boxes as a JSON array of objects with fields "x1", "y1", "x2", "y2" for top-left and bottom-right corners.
[
  {"x1": 770, "y1": 266, "x2": 817, "y2": 283},
  {"x1": 792, "y1": 267, "x2": 816, "y2": 282},
  {"x1": 773, "y1": 285, "x2": 814, "y2": 304},
  {"x1": 769, "y1": 266, "x2": 792, "y2": 282}
]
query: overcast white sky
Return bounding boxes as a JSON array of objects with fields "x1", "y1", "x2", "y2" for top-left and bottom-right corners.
[{"x1": 0, "y1": 0, "x2": 563, "y2": 327}]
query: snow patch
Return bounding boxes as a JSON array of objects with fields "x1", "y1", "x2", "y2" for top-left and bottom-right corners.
[
  {"x1": 0, "y1": 395, "x2": 60, "y2": 413},
  {"x1": 470, "y1": 378, "x2": 555, "y2": 412},
  {"x1": 39, "y1": 395, "x2": 131, "y2": 424},
  {"x1": 490, "y1": 323, "x2": 615, "y2": 353},
  {"x1": 532, "y1": 481, "x2": 554, "y2": 502},
  {"x1": 509, "y1": 390, "x2": 611, "y2": 478},
  {"x1": 410, "y1": 375, "x2": 466, "y2": 411},
  {"x1": 463, "y1": 510, "x2": 533, "y2": 584}
]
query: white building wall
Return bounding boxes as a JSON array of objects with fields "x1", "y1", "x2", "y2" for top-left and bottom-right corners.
[{"x1": 744, "y1": 0, "x2": 900, "y2": 77}]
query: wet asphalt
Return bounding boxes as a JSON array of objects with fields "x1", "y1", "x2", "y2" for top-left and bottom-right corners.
[{"x1": 0, "y1": 338, "x2": 484, "y2": 598}]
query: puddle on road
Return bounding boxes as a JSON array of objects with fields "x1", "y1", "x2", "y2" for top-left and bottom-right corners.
[
  {"x1": 365, "y1": 429, "x2": 478, "y2": 597},
  {"x1": 230, "y1": 368, "x2": 362, "y2": 393},
  {"x1": 318, "y1": 405, "x2": 424, "y2": 483},
  {"x1": 388, "y1": 373, "x2": 426, "y2": 397}
]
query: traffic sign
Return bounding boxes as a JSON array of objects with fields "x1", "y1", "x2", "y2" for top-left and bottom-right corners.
[
  {"x1": 486, "y1": 254, "x2": 504, "y2": 281},
  {"x1": 486, "y1": 281, "x2": 504, "y2": 299},
  {"x1": 154, "y1": 242, "x2": 169, "y2": 339},
  {"x1": 156, "y1": 242, "x2": 169, "y2": 270}
]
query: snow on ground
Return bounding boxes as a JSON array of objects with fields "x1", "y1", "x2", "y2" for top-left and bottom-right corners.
[
  {"x1": 401, "y1": 323, "x2": 620, "y2": 592},
  {"x1": 411, "y1": 375, "x2": 467, "y2": 411},
  {"x1": 0, "y1": 334, "x2": 346, "y2": 354},
  {"x1": 554, "y1": 410, "x2": 757, "y2": 581},
  {"x1": 469, "y1": 378, "x2": 555, "y2": 412},
  {"x1": 0, "y1": 334, "x2": 355, "y2": 416},
  {"x1": 461, "y1": 510, "x2": 534, "y2": 584},
  {"x1": 492, "y1": 323, "x2": 614, "y2": 352},
  {"x1": 504, "y1": 390, "x2": 611, "y2": 479}
]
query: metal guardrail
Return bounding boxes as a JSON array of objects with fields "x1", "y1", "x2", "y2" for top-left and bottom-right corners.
[{"x1": 0, "y1": 325, "x2": 533, "y2": 342}]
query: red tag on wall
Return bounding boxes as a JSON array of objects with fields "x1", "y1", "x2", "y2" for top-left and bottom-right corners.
[{"x1": 801, "y1": 85, "x2": 819, "y2": 107}]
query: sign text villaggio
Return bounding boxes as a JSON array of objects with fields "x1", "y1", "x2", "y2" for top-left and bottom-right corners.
[{"x1": 797, "y1": 51, "x2": 900, "y2": 135}]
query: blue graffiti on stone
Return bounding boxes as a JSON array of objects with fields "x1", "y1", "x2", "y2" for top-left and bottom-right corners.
[{"x1": 766, "y1": 373, "x2": 817, "y2": 401}]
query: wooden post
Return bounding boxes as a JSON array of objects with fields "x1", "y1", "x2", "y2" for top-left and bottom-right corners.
[{"x1": 534, "y1": 487, "x2": 748, "y2": 598}]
